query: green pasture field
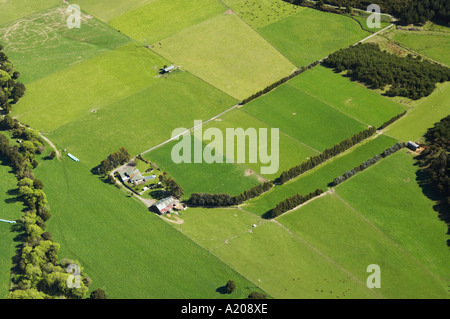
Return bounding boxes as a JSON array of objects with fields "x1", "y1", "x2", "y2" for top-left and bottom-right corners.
[
  {"x1": 153, "y1": 12, "x2": 296, "y2": 100},
  {"x1": 35, "y1": 147, "x2": 266, "y2": 299},
  {"x1": 201, "y1": 109, "x2": 320, "y2": 180},
  {"x1": 243, "y1": 134, "x2": 398, "y2": 216},
  {"x1": 173, "y1": 207, "x2": 262, "y2": 251},
  {"x1": 391, "y1": 30, "x2": 450, "y2": 66},
  {"x1": 346, "y1": 11, "x2": 391, "y2": 33},
  {"x1": 335, "y1": 151, "x2": 449, "y2": 290},
  {"x1": 68, "y1": 0, "x2": 157, "y2": 22},
  {"x1": 173, "y1": 206, "x2": 376, "y2": 298},
  {"x1": 109, "y1": 0, "x2": 226, "y2": 45},
  {"x1": 242, "y1": 83, "x2": 367, "y2": 152},
  {"x1": 12, "y1": 42, "x2": 169, "y2": 132},
  {"x1": 46, "y1": 70, "x2": 237, "y2": 167},
  {"x1": 0, "y1": 0, "x2": 61, "y2": 25},
  {"x1": 0, "y1": 159, "x2": 24, "y2": 299},
  {"x1": 385, "y1": 81, "x2": 450, "y2": 142},
  {"x1": 0, "y1": 158, "x2": 25, "y2": 221},
  {"x1": 278, "y1": 192, "x2": 447, "y2": 298},
  {"x1": 210, "y1": 220, "x2": 378, "y2": 298},
  {"x1": 222, "y1": 0, "x2": 305, "y2": 29},
  {"x1": 145, "y1": 135, "x2": 260, "y2": 198},
  {"x1": 258, "y1": 8, "x2": 369, "y2": 66},
  {"x1": 0, "y1": 5, "x2": 131, "y2": 84},
  {"x1": 0, "y1": 223, "x2": 15, "y2": 298},
  {"x1": 288, "y1": 66, "x2": 407, "y2": 128}
]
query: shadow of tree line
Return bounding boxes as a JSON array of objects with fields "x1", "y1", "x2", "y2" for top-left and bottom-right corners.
[{"x1": 414, "y1": 156, "x2": 450, "y2": 248}]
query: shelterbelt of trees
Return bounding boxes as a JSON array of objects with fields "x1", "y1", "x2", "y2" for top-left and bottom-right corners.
[
  {"x1": 323, "y1": 43, "x2": 450, "y2": 100},
  {"x1": 416, "y1": 116, "x2": 450, "y2": 237},
  {"x1": 285, "y1": 0, "x2": 449, "y2": 25}
]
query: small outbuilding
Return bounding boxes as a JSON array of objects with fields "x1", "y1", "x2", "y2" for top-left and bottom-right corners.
[
  {"x1": 67, "y1": 153, "x2": 80, "y2": 162},
  {"x1": 152, "y1": 196, "x2": 180, "y2": 215},
  {"x1": 160, "y1": 65, "x2": 175, "y2": 74},
  {"x1": 407, "y1": 141, "x2": 419, "y2": 151}
]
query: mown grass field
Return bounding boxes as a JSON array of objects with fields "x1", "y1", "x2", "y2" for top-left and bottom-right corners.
[
  {"x1": 153, "y1": 12, "x2": 296, "y2": 100},
  {"x1": 243, "y1": 134, "x2": 398, "y2": 216},
  {"x1": 0, "y1": 0, "x2": 61, "y2": 25},
  {"x1": 258, "y1": 8, "x2": 369, "y2": 66},
  {"x1": 47, "y1": 71, "x2": 237, "y2": 167},
  {"x1": 173, "y1": 207, "x2": 262, "y2": 251},
  {"x1": 242, "y1": 83, "x2": 367, "y2": 152},
  {"x1": 201, "y1": 109, "x2": 320, "y2": 180},
  {"x1": 145, "y1": 135, "x2": 260, "y2": 198},
  {"x1": 68, "y1": 0, "x2": 156, "y2": 22},
  {"x1": 335, "y1": 151, "x2": 449, "y2": 293},
  {"x1": 288, "y1": 66, "x2": 407, "y2": 128},
  {"x1": 35, "y1": 147, "x2": 267, "y2": 299},
  {"x1": 179, "y1": 213, "x2": 378, "y2": 299},
  {"x1": 278, "y1": 190, "x2": 448, "y2": 298},
  {"x1": 392, "y1": 30, "x2": 450, "y2": 67},
  {"x1": 109, "y1": 0, "x2": 226, "y2": 45},
  {"x1": 222, "y1": 0, "x2": 305, "y2": 29},
  {"x1": 12, "y1": 42, "x2": 169, "y2": 132},
  {"x1": 0, "y1": 5, "x2": 131, "y2": 84},
  {"x1": 10, "y1": 42, "x2": 237, "y2": 167}
]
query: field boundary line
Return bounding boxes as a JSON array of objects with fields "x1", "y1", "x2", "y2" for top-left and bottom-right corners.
[
  {"x1": 270, "y1": 132, "x2": 393, "y2": 189},
  {"x1": 238, "y1": 108, "x2": 322, "y2": 154},
  {"x1": 270, "y1": 219, "x2": 384, "y2": 299},
  {"x1": 136, "y1": 19, "x2": 394, "y2": 161},
  {"x1": 215, "y1": 0, "x2": 299, "y2": 68},
  {"x1": 140, "y1": 104, "x2": 240, "y2": 156},
  {"x1": 332, "y1": 191, "x2": 446, "y2": 284},
  {"x1": 356, "y1": 23, "x2": 394, "y2": 44}
]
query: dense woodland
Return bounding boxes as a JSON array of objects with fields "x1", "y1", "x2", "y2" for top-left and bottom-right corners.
[
  {"x1": 398, "y1": 0, "x2": 450, "y2": 25},
  {"x1": 416, "y1": 116, "x2": 450, "y2": 240},
  {"x1": 285, "y1": 0, "x2": 449, "y2": 25},
  {"x1": 286, "y1": 0, "x2": 410, "y2": 14},
  {"x1": 323, "y1": 43, "x2": 450, "y2": 100}
]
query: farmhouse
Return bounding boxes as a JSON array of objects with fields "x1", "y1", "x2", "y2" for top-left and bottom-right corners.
[
  {"x1": 120, "y1": 167, "x2": 140, "y2": 183},
  {"x1": 152, "y1": 196, "x2": 180, "y2": 215}
]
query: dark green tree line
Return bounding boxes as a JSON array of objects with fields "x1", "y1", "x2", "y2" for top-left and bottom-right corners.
[
  {"x1": 323, "y1": 43, "x2": 450, "y2": 100},
  {"x1": 188, "y1": 181, "x2": 273, "y2": 207},
  {"x1": 278, "y1": 126, "x2": 377, "y2": 184},
  {"x1": 270, "y1": 189, "x2": 324, "y2": 218}
]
